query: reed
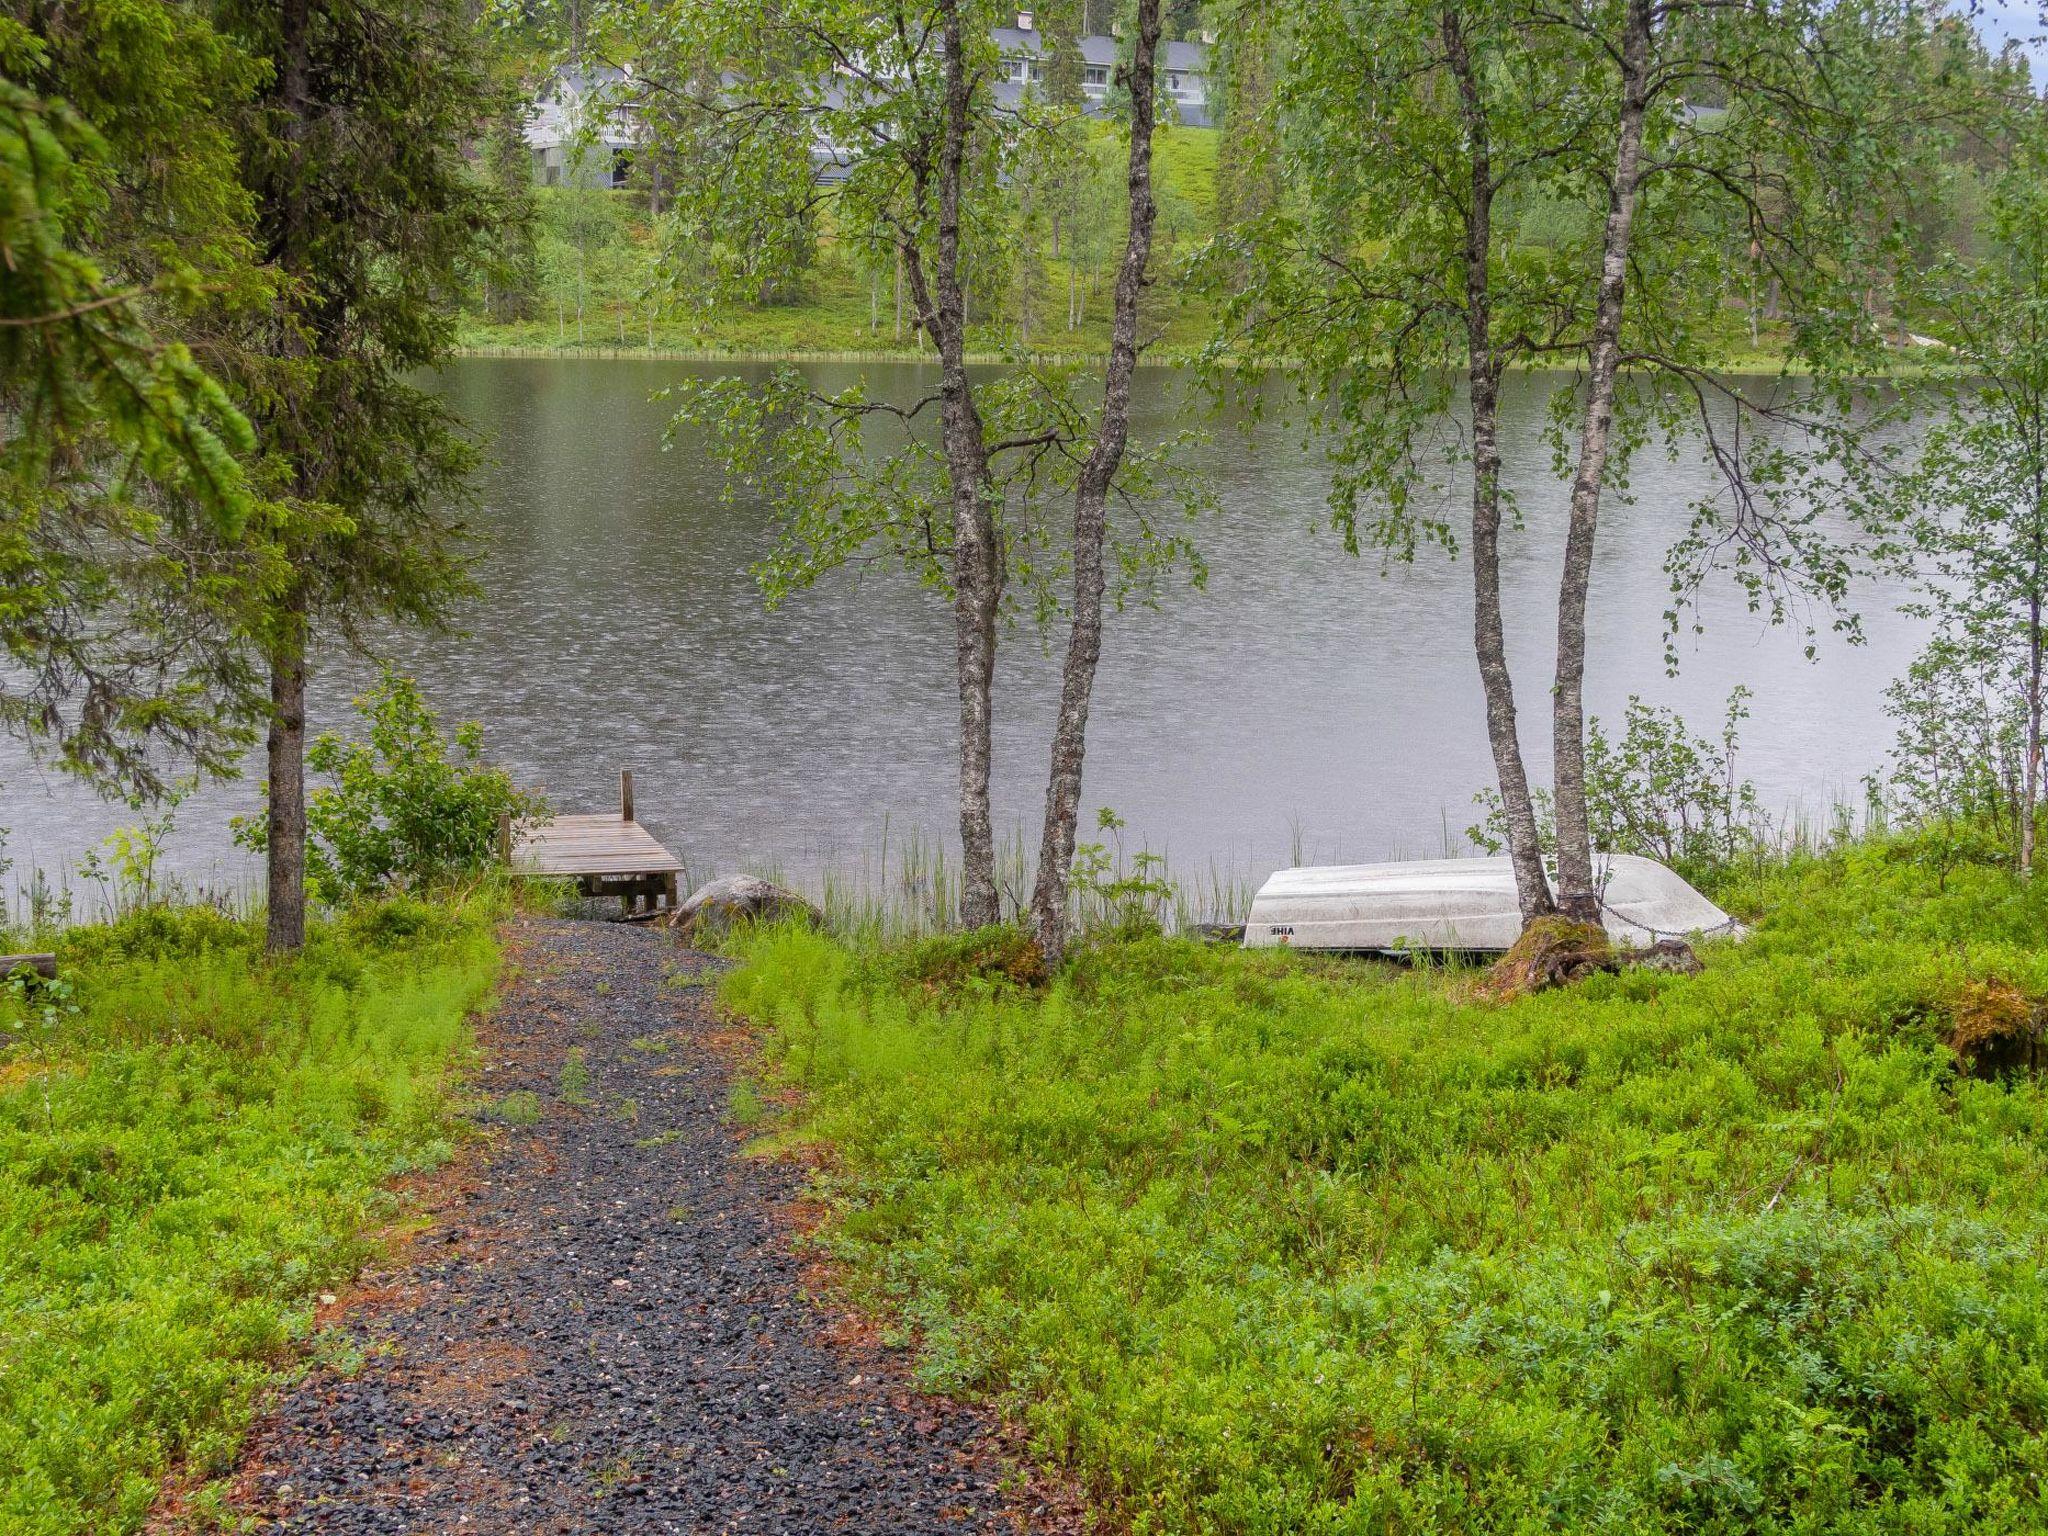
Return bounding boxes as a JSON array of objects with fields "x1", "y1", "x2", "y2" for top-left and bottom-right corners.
[{"x1": 6, "y1": 784, "x2": 1883, "y2": 947}]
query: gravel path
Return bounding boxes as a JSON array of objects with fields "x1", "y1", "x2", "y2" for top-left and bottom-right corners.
[{"x1": 227, "y1": 919, "x2": 1019, "y2": 1534}]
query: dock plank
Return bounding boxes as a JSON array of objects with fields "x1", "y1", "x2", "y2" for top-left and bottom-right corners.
[{"x1": 511, "y1": 813, "x2": 684, "y2": 879}]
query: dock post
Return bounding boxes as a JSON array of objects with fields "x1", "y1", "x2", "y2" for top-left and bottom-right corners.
[
  {"x1": 620, "y1": 768, "x2": 635, "y2": 823},
  {"x1": 497, "y1": 812, "x2": 512, "y2": 865}
]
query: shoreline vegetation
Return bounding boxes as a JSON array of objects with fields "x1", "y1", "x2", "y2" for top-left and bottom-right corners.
[
  {"x1": 719, "y1": 830, "x2": 2048, "y2": 1532},
  {"x1": 451, "y1": 327, "x2": 1924, "y2": 377},
  {"x1": 452, "y1": 333, "x2": 1916, "y2": 372},
  {"x1": 0, "y1": 894, "x2": 501, "y2": 1535}
]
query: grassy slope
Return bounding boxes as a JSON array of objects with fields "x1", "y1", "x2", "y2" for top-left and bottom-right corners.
[
  {"x1": 458, "y1": 126, "x2": 1222, "y2": 361},
  {"x1": 722, "y1": 843, "x2": 2048, "y2": 1534},
  {"x1": 0, "y1": 898, "x2": 498, "y2": 1535}
]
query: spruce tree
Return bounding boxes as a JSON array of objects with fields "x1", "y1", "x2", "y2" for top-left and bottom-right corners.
[
  {"x1": 219, "y1": 0, "x2": 506, "y2": 950},
  {"x1": 0, "y1": 0, "x2": 275, "y2": 795}
]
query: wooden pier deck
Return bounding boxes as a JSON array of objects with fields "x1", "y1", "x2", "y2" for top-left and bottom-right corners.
[{"x1": 504, "y1": 771, "x2": 684, "y2": 915}]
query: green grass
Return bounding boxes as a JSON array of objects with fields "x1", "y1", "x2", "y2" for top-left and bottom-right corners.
[
  {"x1": 560, "y1": 1046, "x2": 594, "y2": 1104},
  {"x1": 459, "y1": 126, "x2": 1223, "y2": 363},
  {"x1": 0, "y1": 897, "x2": 499, "y2": 1535},
  {"x1": 720, "y1": 838, "x2": 2048, "y2": 1533}
]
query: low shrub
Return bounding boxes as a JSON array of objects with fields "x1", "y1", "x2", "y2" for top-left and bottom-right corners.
[
  {"x1": 721, "y1": 833, "x2": 2048, "y2": 1534},
  {"x1": 236, "y1": 669, "x2": 543, "y2": 903},
  {"x1": 882, "y1": 925, "x2": 1049, "y2": 993},
  {"x1": 0, "y1": 895, "x2": 496, "y2": 1534}
]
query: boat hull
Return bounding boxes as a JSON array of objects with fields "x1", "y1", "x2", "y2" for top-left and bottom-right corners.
[{"x1": 1241, "y1": 854, "x2": 1742, "y2": 952}]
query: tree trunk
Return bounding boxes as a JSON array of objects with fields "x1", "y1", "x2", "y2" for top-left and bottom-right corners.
[
  {"x1": 928, "y1": 0, "x2": 1003, "y2": 927},
  {"x1": 1552, "y1": 0, "x2": 1652, "y2": 924},
  {"x1": 1029, "y1": 0, "x2": 1163, "y2": 965},
  {"x1": 264, "y1": 0, "x2": 314, "y2": 955},
  {"x1": 2027, "y1": 522, "x2": 2044, "y2": 874},
  {"x1": 265, "y1": 595, "x2": 309, "y2": 953},
  {"x1": 1443, "y1": 10, "x2": 1555, "y2": 927}
]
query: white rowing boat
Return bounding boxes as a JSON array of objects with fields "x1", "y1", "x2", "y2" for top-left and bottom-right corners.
[{"x1": 1241, "y1": 854, "x2": 1743, "y2": 952}]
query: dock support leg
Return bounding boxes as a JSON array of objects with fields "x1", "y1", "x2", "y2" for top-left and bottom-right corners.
[{"x1": 620, "y1": 769, "x2": 634, "y2": 823}]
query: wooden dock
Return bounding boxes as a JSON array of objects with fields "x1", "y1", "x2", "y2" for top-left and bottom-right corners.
[{"x1": 504, "y1": 770, "x2": 684, "y2": 916}]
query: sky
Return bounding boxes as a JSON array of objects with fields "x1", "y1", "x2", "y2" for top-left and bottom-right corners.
[{"x1": 1969, "y1": 1, "x2": 2048, "y2": 80}]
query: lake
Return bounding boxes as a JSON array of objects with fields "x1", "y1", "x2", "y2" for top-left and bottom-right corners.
[{"x1": 0, "y1": 357, "x2": 1922, "y2": 915}]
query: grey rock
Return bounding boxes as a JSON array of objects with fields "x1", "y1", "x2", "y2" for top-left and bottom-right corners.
[
  {"x1": 1621, "y1": 938, "x2": 1704, "y2": 975},
  {"x1": 671, "y1": 874, "x2": 821, "y2": 939}
]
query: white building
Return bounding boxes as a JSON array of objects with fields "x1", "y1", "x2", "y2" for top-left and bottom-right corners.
[
  {"x1": 523, "y1": 20, "x2": 1216, "y2": 190},
  {"x1": 991, "y1": 16, "x2": 1213, "y2": 127},
  {"x1": 525, "y1": 66, "x2": 639, "y2": 189}
]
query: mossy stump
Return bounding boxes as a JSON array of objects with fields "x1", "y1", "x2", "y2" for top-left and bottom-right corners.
[
  {"x1": 1488, "y1": 918, "x2": 1615, "y2": 997},
  {"x1": 1488, "y1": 919, "x2": 1705, "y2": 998},
  {"x1": 1947, "y1": 978, "x2": 2046, "y2": 1077}
]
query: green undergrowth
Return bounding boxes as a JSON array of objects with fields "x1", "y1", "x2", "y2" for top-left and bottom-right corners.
[
  {"x1": 721, "y1": 837, "x2": 2048, "y2": 1533},
  {"x1": 0, "y1": 893, "x2": 501, "y2": 1534}
]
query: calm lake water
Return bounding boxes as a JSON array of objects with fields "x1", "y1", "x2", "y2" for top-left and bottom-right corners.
[{"x1": 1, "y1": 357, "x2": 1923, "y2": 913}]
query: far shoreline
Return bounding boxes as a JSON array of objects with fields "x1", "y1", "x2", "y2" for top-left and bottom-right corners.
[{"x1": 452, "y1": 340, "x2": 1928, "y2": 379}]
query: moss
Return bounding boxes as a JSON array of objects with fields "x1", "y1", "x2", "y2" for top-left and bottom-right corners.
[
  {"x1": 1946, "y1": 977, "x2": 2045, "y2": 1077},
  {"x1": 1486, "y1": 916, "x2": 1616, "y2": 997}
]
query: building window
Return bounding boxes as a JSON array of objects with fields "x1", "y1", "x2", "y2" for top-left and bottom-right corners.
[{"x1": 1083, "y1": 64, "x2": 1109, "y2": 89}]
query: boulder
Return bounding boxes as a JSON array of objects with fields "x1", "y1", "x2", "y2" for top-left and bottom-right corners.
[
  {"x1": 1621, "y1": 937, "x2": 1704, "y2": 976},
  {"x1": 669, "y1": 875, "x2": 821, "y2": 940}
]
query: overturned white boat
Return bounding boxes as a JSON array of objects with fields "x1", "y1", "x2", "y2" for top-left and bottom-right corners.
[{"x1": 1241, "y1": 854, "x2": 1742, "y2": 953}]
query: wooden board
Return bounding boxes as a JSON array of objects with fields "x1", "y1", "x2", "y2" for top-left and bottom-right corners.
[{"x1": 511, "y1": 814, "x2": 684, "y2": 879}]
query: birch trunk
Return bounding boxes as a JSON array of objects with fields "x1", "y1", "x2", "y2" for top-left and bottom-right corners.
[
  {"x1": 933, "y1": 0, "x2": 1003, "y2": 927},
  {"x1": 1552, "y1": 0, "x2": 1653, "y2": 924},
  {"x1": 1028, "y1": 0, "x2": 1163, "y2": 965},
  {"x1": 1444, "y1": 10, "x2": 1555, "y2": 926},
  {"x1": 2026, "y1": 475, "x2": 2045, "y2": 874},
  {"x1": 2024, "y1": 593, "x2": 2039, "y2": 874}
]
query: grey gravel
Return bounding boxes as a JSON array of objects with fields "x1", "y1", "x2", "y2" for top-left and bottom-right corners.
[{"x1": 231, "y1": 918, "x2": 1016, "y2": 1534}]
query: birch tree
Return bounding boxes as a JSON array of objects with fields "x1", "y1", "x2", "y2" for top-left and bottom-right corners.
[
  {"x1": 652, "y1": 0, "x2": 1199, "y2": 935},
  {"x1": 647, "y1": 0, "x2": 1017, "y2": 924},
  {"x1": 1027, "y1": 0, "x2": 1163, "y2": 964},
  {"x1": 1540, "y1": 0, "x2": 1931, "y2": 921},
  {"x1": 1894, "y1": 85, "x2": 2048, "y2": 871},
  {"x1": 1214, "y1": 0, "x2": 1925, "y2": 930}
]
